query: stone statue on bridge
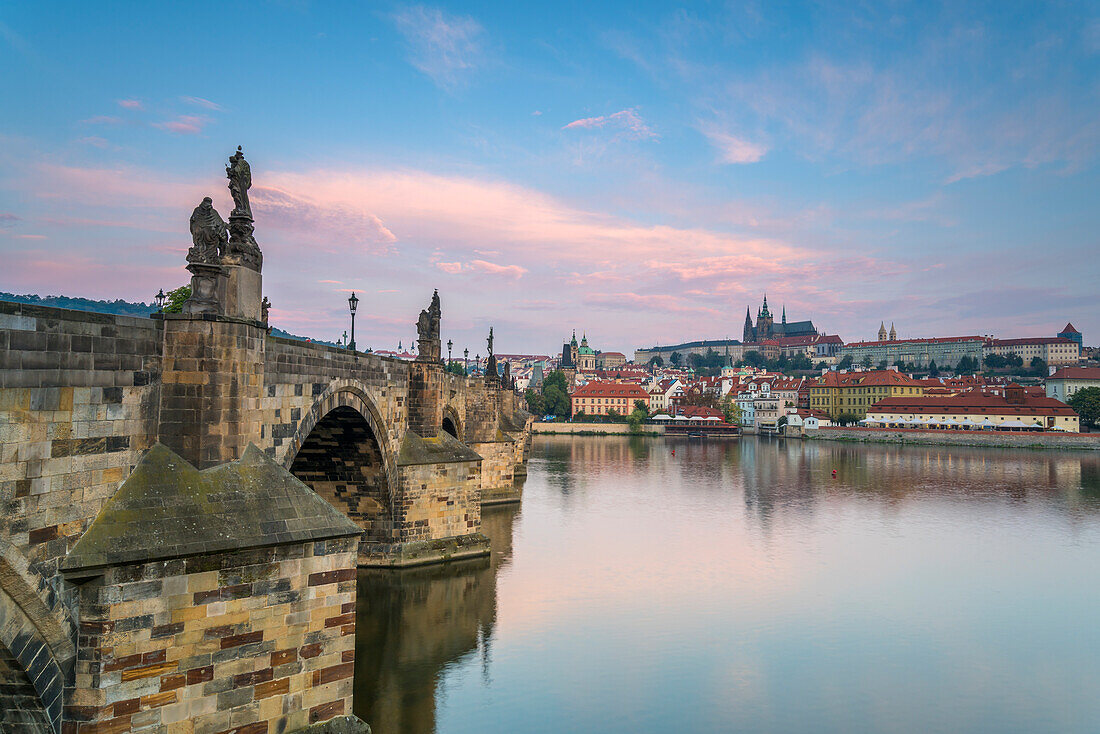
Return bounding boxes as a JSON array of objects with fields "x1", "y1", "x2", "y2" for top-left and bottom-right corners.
[
  {"x1": 416, "y1": 290, "x2": 442, "y2": 362},
  {"x1": 224, "y1": 146, "x2": 263, "y2": 271},
  {"x1": 187, "y1": 197, "x2": 228, "y2": 264},
  {"x1": 226, "y1": 146, "x2": 252, "y2": 218},
  {"x1": 485, "y1": 327, "x2": 498, "y2": 384}
]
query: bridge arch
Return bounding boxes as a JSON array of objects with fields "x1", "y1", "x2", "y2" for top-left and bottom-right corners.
[
  {"x1": 0, "y1": 543, "x2": 75, "y2": 734},
  {"x1": 442, "y1": 405, "x2": 463, "y2": 441},
  {"x1": 284, "y1": 383, "x2": 397, "y2": 544}
]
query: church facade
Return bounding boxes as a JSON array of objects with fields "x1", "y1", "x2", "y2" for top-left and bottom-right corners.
[{"x1": 742, "y1": 295, "x2": 817, "y2": 343}]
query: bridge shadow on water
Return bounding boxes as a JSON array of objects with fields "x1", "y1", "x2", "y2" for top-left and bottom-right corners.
[{"x1": 353, "y1": 500, "x2": 520, "y2": 734}]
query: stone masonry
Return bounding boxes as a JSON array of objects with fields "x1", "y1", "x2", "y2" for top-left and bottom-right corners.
[{"x1": 60, "y1": 444, "x2": 362, "y2": 733}]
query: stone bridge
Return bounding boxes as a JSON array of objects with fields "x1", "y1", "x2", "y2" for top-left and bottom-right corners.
[{"x1": 0, "y1": 150, "x2": 531, "y2": 732}]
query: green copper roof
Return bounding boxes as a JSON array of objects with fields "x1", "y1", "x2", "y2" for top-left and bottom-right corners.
[{"x1": 63, "y1": 443, "x2": 362, "y2": 573}]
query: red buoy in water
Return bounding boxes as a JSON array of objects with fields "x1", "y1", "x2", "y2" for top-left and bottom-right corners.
[
  {"x1": 672, "y1": 449, "x2": 676, "y2": 456},
  {"x1": 832, "y1": 469, "x2": 837, "y2": 478}
]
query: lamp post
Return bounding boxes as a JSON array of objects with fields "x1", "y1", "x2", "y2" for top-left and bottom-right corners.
[
  {"x1": 447, "y1": 339, "x2": 453, "y2": 367},
  {"x1": 464, "y1": 347, "x2": 469, "y2": 374},
  {"x1": 154, "y1": 289, "x2": 166, "y2": 312},
  {"x1": 347, "y1": 292, "x2": 359, "y2": 352},
  {"x1": 475, "y1": 354, "x2": 480, "y2": 375}
]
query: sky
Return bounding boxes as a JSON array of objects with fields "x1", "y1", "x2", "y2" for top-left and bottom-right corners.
[{"x1": 1, "y1": 1, "x2": 1098, "y2": 356}]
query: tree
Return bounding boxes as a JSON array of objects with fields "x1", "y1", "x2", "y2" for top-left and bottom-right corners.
[
  {"x1": 740, "y1": 350, "x2": 765, "y2": 368},
  {"x1": 524, "y1": 388, "x2": 545, "y2": 415},
  {"x1": 928, "y1": 359, "x2": 939, "y2": 377},
  {"x1": 544, "y1": 385, "x2": 569, "y2": 417},
  {"x1": 720, "y1": 394, "x2": 741, "y2": 424},
  {"x1": 861, "y1": 355, "x2": 873, "y2": 369},
  {"x1": 877, "y1": 359, "x2": 888, "y2": 371},
  {"x1": 606, "y1": 408, "x2": 621, "y2": 423},
  {"x1": 633, "y1": 400, "x2": 649, "y2": 417},
  {"x1": 1005, "y1": 352, "x2": 1024, "y2": 368},
  {"x1": 837, "y1": 355, "x2": 854, "y2": 369},
  {"x1": 647, "y1": 355, "x2": 664, "y2": 369},
  {"x1": 163, "y1": 285, "x2": 191, "y2": 314},
  {"x1": 670, "y1": 352, "x2": 683, "y2": 367},
  {"x1": 446, "y1": 362, "x2": 467, "y2": 377},
  {"x1": 789, "y1": 353, "x2": 813, "y2": 372},
  {"x1": 1030, "y1": 356, "x2": 1047, "y2": 377},
  {"x1": 984, "y1": 353, "x2": 1006, "y2": 370},
  {"x1": 956, "y1": 356, "x2": 978, "y2": 374},
  {"x1": 1068, "y1": 387, "x2": 1100, "y2": 427},
  {"x1": 541, "y1": 370, "x2": 570, "y2": 417}
]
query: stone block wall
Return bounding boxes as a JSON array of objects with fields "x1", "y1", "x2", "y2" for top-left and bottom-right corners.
[
  {"x1": 158, "y1": 316, "x2": 266, "y2": 469},
  {"x1": 467, "y1": 441, "x2": 516, "y2": 504},
  {"x1": 394, "y1": 460, "x2": 481, "y2": 544},
  {"x1": 66, "y1": 537, "x2": 358, "y2": 734},
  {"x1": 0, "y1": 303, "x2": 162, "y2": 663},
  {"x1": 460, "y1": 379, "x2": 498, "y2": 444},
  {"x1": 406, "y1": 362, "x2": 442, "y2": 439}
]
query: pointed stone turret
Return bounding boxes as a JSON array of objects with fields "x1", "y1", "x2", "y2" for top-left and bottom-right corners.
[
  {"x1": 889, "y1": 322, "x2": 896, "y2": 341},
  {"x1": 878, "y1": 322, "x2": 888, "y2": 341}
]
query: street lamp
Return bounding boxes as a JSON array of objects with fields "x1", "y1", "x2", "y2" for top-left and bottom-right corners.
[
  {"x1": 464, "y1": 347, "x2": 469, "y2": 374},
  {"x1": 154, "y1": 289, "x2": 166, "y2": 312},
  {"x1": 447, "y1": 339, "x2": 453, "y2": 366},
  {"x1": 347, "y1": 292, "x2": 359, "y2": 352},
  {"x1": 475, "y1": 354, "x2": 480, "y2": 375}
]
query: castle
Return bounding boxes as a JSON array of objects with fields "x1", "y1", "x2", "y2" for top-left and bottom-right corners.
[{"x1": 742, "y1": 295, "x2": 817, "y2": 343}]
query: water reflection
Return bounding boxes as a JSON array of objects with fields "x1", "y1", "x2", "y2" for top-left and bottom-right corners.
[
  {"x1": 354, "y1": 504, "x2": 519, "y2": 733},
  {"x1": 355, "y1": 437, "x2": 1100, "y2": 734}
]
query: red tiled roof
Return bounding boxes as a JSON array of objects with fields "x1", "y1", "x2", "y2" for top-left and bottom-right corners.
[
  {"x1": 1062, "y1": 323, "x2": 1079, "y2": 333},
  {"x1": 1049, "y1": 367, "x2": 1100, "y2": 381},
  {"x1": 814, "y1": 370, "x2": 922, "y2": 387},
  {"x1": 871, "y1": 393, "x2": 1076, "y2": 416}
]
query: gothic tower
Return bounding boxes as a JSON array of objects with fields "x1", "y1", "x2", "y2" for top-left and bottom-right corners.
[{"x1": 878, "y1": 322, "x2": 888, "y2": 341}]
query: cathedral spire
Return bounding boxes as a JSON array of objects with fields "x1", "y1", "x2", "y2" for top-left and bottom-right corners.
[{"x1": 782, "y1": 304, "x2": 787, "y2": 324}]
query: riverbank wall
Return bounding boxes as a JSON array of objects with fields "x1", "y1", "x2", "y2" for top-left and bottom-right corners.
[
  {"x1": 531, "y1": 422, "x2": 663, "y2": 436},
  {"x1": 805, "y1": 426, "x2": 1100, "y2": 451}
]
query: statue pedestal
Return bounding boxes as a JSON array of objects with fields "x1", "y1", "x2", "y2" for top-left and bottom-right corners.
[
  {"x1": 219, "y1": 260, "x2": 263, "y2": 321},
  {"x1": 184, "y1": 262, "x2": 227, "y2": 315}
]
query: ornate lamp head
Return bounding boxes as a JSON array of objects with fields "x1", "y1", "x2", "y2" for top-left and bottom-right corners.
[{"x1": 348, "y1": 292, "x2": 359, "y2": 314}]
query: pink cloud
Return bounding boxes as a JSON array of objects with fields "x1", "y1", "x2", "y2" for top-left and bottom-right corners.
[
  {"x1": 435, "y1": 261, "x2": 463, "y2": 273},
  {"x1": 117, "y1": 99, "x2": 143, "y2": 110},
  {"x1": 152, "y1": 115, "x2": 207, "y2": 135},
  {"x1": 468, "y1": 259, "x2": 526, "y2": 279},
  {"x1": 563, "y1": 108, "x2": 656, "y2": 140},
  {"x1": 697, "y1": 123, "x2": 767, "y2": 163}
]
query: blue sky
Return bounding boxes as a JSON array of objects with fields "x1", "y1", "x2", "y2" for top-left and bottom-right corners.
[{"x1": 1, "y1": 1, "x2": 1098, "y2": 355}]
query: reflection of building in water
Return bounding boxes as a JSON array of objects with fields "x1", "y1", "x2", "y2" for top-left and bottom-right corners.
[
  {"x1": 354, "y1": 503, "x2": 519, "y2": 733},
  {"x1": 737, "y1": 439, "x2": 1100, "y2": 529}
]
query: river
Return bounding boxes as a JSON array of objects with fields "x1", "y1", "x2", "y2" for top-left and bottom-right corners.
[{"x1": 354, "y1": 435, "x2": 1100, "y2": 734}]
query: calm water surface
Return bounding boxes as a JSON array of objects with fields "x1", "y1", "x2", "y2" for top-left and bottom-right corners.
[{"x1": 355, "y1": 436, "x2": 1100, "y2": 734}]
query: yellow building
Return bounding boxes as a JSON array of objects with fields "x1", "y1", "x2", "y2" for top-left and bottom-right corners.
[{"x1": 810, "y1": 370, "x2": 925, "y2": 421}]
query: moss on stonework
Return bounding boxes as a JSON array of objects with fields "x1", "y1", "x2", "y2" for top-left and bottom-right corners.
[
  {"x1": 396, "y1": 430, "x2": 483, "y2": 467},
  {"x1": 62, "y1": 443, "x2": 362, "y2": 573},
  {"x1": 291, "y1": 715, "x2": 371, "y2": 733}
]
